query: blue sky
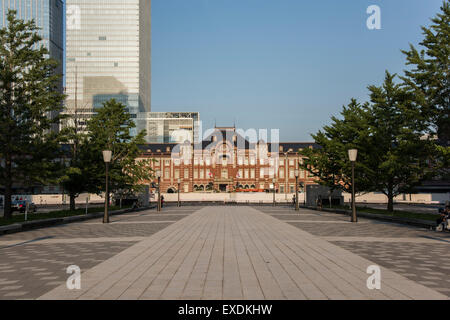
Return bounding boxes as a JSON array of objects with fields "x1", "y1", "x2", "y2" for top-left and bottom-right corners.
[{"x1": 151, "y1": 0, "x2": 445, "y2": 141}]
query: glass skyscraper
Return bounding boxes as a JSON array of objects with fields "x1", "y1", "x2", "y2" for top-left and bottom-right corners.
[
  {"x1": 63, "y1": 0, "x2": 151, "y2": 134},
  {"x1": 0, "y1": 0, "x2": 64, "y2": 59},
  {"x1": 0, "y1": 0, "x2": 64, "y2": 91},
  {"x1": 1, "y1": 0, "x2": 64, "y2": 133}
]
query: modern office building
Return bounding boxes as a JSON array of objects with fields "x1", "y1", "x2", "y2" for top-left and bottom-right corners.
[
  {"x1": 0, "y1": 0, "x2": 64, "y2": 68},
  {"x1": 0, "y1": 0, "x2": 64, "y2": 126},
  {"x1": 136, "y1": 112, "x2": 200, "y2": 144},
  {"x1": 63, "y1": 0, "x2": 151, "y2": 134}
]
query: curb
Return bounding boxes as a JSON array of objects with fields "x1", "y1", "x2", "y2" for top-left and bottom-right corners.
[{"x1": 0, "y1": 206, "x2": 154, "y2": 236}]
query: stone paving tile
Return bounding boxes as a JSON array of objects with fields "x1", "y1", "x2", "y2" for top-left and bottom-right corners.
[
  {"x1": 39, "y1": 207, "x2": 447, "y2": 300},
  {"x1": 0, "y1": 212, "x2": 191, "y2": 241},
  {"x1": 0, "y1": 241, "x2": 136, "y2": 300},
  {"x1": 332, "y1": 241, "x2": 450, "y2": 296},
  {"x1": 263, "y1": 206, "x2": 450, "y2": 297},
  {"x1": 258, "y1": 207, "x2": 450, "y2": 239},
  {"x1": 0, "y1": 207, "x2": 195, "y2": 300},
  {"x1": 3, "y1": 205, "x2": 450, "y2": 300}
]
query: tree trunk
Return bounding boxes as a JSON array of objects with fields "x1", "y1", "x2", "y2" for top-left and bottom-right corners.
[
  {"x1": 4, "y1": 182, "x2": 12, "y2": 220},
  {"x1": 3, "y1": 156, "x2": 12, "y2": 220},
  {"x1": 387, "y1": 189, "x2": 394, "y2": 212},
  {"x1": 69, "y1": 193, "x2": 76, "y2": 211},
  {"x1": 329, "y1": 191, "x2": 332, "y2": 209}
]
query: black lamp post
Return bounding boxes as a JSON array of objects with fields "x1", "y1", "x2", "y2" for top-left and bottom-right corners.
[
  {"x1": 295, "y1": 169, "x2": 299, "y2": 211},
  {"x1": 156, "y1": 170, "x2": 161, "y2": 212},
  {"x1": 102, "y1": 150, "x2": 112, "y2": 224},
  {"x1": 177, "y1": 178, "x2": 181, "y2": 207},
  {"x1": 272, "y1": 178, "x2": 276, "y2": 206},
  {"x1": 348, "y1": 149, "x2": 358, "y2": 223},
  {"x1": 284, "y1": 152, "x2": 288, "y2": 201}
]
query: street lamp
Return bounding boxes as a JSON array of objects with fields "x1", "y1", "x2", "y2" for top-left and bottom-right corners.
[
  {"x1": 284, "y1": 152, "x2": 288, "y2": 201},
  {"x1": 272, "y1": 178, "x2": 276, "y2": 206},
  {"x1": 348, "y1": 149, "x2": 358, "y2": 223},
  {"x1": 295, "y1": 169, "x2": 299, "y2": 211},
  {"x1": 177, "y1": 178, "x2": 181, "y2": 207},
  {"x1": 102, "y1": 150, "x2": 112, "y2": 224},
  {"x1": 156, "y1": 170, "x2": 161, "y2": 212}
]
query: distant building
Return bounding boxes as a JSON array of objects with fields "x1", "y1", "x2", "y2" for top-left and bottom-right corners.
[
  {"x1": 0, "y1": 0, "x2": 64, "y2": 131},
  {"x1": 136, "y1": 112, "x2": 200, "y2": 144},
  {"x1": 139, "y1": 126, "x2": 318, "y2": 194},
  {"x1": 63, "y1": 0, "x2": 151, "y2": 135}
]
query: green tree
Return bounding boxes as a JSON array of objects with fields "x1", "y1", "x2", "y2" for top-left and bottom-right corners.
[
  {"x1": 301, "y1": 73, "x2": 437, "y2": 212},
  {"x1": 58, "y1": 101, "x2": 92, "y2": 211},
  {"x1": 60, "y1": 99, "x2": 153, "y2": 210},
  {"x1": 366, "y1": 72, "x2": 436, "y2": 211},
  {"x1": 299, "y1": 99, "x2": 374, "y2": 198},
  {"x1": 85, "y1": 99, "x2": 153, "y2": 196},
  {"x1": 0, "y1": 11, "x2": 65, "y2": 219},
  {"x1": 402, "y1": 1, "x2": 449, "y2": 146},
  {"x1": 59, "y1": 133, "x2": 93, "y2": 211}
]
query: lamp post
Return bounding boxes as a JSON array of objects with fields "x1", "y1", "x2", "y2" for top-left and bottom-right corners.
[
  {"x1": 102, "y1": 150, "x2": 112, "y2": 224},
  {"x1": 272, "y1": 178, "x2": 276, "y2": 206},
  {"x1": 284, "y1": 152, "x2": 288, "y2": 201},
  {"x1": 177, "y1": 178, "x2": 181, "y2": 207},
  {"x1": 156, "y1": 170, "x2": 161, "y2": 212},
  {"x1": 348, "y1": 149, "x2": 358, "y2": 223},
  {"x1": 295, "y1": 169, "x2": 299, "y2": 211}
]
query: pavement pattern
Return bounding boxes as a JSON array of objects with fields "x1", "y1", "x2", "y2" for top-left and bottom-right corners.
[
  {"x1": 0, "y1": 206, "x2": 199, "y2": 299},
  {"x1": 35, "y1": 206, "x2": 448, "y2": 300},
  {"x1": 259, "y1": 206, "x2": 450, "y2": 297}
]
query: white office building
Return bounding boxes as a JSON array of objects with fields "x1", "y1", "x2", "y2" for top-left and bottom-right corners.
[{"x1": 63, "y1": 0, "x2": 151, "y2": 134}]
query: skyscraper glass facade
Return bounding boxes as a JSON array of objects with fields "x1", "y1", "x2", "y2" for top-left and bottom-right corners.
[
  {"x1": 0, "y1": 0, "x2": 64, "y2": 89},
  {"x1": 64, "y1": 0, "x2": 151, "y2": 134},
  {"x1": 1, "y1": 0, "x2": 64, "y2": 132}
]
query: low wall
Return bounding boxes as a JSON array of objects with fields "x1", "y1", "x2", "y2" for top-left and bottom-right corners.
[
  {"x1": 160, "y1": 193, "x2": 304, "y2": 204},
  {"x1": 342, "y1": 192, "x2": 450, "y2": 205},
  {"x1": 2, "y1": 191, "x2": 448, "y2": 206}
]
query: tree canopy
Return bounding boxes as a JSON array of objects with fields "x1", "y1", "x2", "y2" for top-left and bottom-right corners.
[
  {"x1": 0, "y1": 10, "x2": 65, "y2": 219},
  {"x1": 402, "y1": 1, "x2": 450, "y2": 146},
  {"x1": 300, "y1": 72, "x2": 437, "y2": 211},
  {"x1": 60, "y1": 99, "x2": 154, "y2": 208}
]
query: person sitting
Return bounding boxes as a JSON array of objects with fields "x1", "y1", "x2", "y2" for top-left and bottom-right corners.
[
  {"x1": 317, "y1": 196, "x2": 323, "y2": 211},
  {"x1": 436, "y1": 207, "x2": 449, "y2": 231}
]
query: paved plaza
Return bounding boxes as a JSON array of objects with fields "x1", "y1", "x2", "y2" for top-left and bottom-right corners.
[{"x1": 0, "y1": 205, "x2": 449, "y2": 300}]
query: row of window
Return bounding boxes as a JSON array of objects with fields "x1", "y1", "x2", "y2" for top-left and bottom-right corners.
[
  {"x1": 159, "y1": 168, "x2": 307, "y2": 181},
  {"x1": 153, "y1": 157, "x2": 300, "y2": 167}
]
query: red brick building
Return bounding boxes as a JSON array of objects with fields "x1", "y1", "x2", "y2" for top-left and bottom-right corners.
[{"x1": 138, "y1": 127, "x2": 318, "y2": 194}]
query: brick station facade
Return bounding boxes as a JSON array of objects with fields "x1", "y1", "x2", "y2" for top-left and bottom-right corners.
[{"x1": 138, "y1": 127, "x2": 318, "y2": 194}]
